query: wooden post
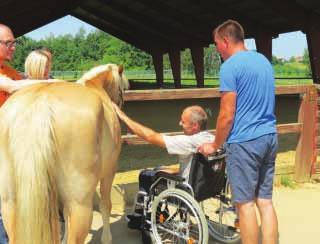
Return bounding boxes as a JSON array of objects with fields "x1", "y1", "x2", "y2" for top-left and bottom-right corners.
[
  {"x1": 306, "y1": 25, "x2": 320, "y2": 84},
  {"x1": 168, "y1": 49, "x2": 181, "y2": 88},
  {"x1": 152, "y1": 51, "x2": 164, "y2": 88},
  {"x1": 294, "y1": 86, "x2": 317, "y2": 182},
  {"x1": 190, "y1": 46, "x2": 204, "y2": 87},
  {"x1": 255, "y1": 33, "x2": 272, "y2": 61}
]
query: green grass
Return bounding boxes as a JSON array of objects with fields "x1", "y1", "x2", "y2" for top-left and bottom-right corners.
[
  {"x1": 280, "y1": 175, "x2": 297, "y2": 189},
  {"x1": 53, "y1": 69, "x2": 314, "y2": 87}
]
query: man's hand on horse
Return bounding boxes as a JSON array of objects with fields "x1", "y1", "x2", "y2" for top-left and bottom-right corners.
[{"x1": 111, "y1": 102, "x2": 126, "y2": 121}]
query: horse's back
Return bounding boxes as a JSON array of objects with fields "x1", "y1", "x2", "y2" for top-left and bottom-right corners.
[{"x1": 1, "y1": 82, "x2": 120, "y2": 197}]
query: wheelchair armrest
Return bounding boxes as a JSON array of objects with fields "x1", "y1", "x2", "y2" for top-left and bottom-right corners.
[{"x1": 155, "y1": 171, "x2": 185, "y2": 182}]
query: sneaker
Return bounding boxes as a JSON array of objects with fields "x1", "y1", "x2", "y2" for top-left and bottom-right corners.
[{"x1": 126, "y1": 214, "x2": 142, "y2": 230}]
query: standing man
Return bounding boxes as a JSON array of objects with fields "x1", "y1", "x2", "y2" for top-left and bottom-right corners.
[{"x1": 198, "y1": 20, "x2": 278, "y2": 244}]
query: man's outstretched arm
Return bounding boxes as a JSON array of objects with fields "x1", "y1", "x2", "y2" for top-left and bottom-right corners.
[
  {"x1": 112, "y1": 102, "x2": 165, "y2": 147},
  {"x1": 0, "y1": 76, "x2": 63, "y2": 93}
]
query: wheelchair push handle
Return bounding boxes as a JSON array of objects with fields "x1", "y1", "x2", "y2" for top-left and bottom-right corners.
[{"x1": 206, "y1": 148, "x2": 226, "y2": 161}]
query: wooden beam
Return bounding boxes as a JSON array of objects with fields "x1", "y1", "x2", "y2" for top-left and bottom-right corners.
[
  {"x1": 255, "y1": 32, "x2": 273, "y2": 61},
  {"x1": 95, "y1": 0, "x2": 204, "y2": 46},
  {"x1": 186, "y1": 0, "x2": 275, "y2": 38},
  {"x1": 190, "y1": 46, "x2": 204, "y2": 88},
  {"x1": 306, "y1": 25, "x2": 320, "y2": 84},
  {"x1": 72, "y1": 9, "x2": 151, "y2": 53},
  {"x1": 123, "y1": 85, "x2": 314, "y2": 101},
  {"x1": 135, "y1": 0, "x2": 209, "y2": 40},
  {"x1": 294, "y1": 87, "x2": 318, "y2": 182},
  {"x1": 168, "y1": 49, "x2": 181, "y2": 88},
  {"x1": 3, "y1": 1, "x2": 71, "y2": 36},
  {"x1": 264, "y1": 0, "x2": 320, "y2": 32},
  {"x1": 151, "y1": 52, "x2": 164, "y2": 88},
  {"x1": 124, "y1": 88, "x2": 221, "y2": 101},
  {"x1": 78, "y1": 2, "x2": 177, "y2": 49},
  {"x1": 121, "y1": 123, "x2": 302, "y2": 145}
]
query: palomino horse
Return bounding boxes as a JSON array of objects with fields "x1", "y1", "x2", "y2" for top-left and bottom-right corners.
[{"x1": 0, "y1": 64, "x2": 128, "y2": 244}]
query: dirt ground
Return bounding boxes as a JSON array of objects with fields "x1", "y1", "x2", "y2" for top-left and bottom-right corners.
[{"x1": 85, "y1": 169, "x2": 320, "y2": 244}]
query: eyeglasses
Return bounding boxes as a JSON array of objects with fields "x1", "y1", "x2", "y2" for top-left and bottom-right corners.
[{"x1": 0, "y1": 40, "x2": 17, "y2": 48}]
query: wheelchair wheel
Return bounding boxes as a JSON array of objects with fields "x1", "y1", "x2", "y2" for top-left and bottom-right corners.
[
  {"x1": 151, "y1": 188, "x2": 208, "y2": 244},
  {"x1": 200, "y1": 184, "x2": 240, "y2": 244}
]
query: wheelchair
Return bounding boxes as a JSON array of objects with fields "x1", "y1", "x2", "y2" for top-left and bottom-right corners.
[{"x1": 128, "y1": 149, "x2": 241, "y2": 244}]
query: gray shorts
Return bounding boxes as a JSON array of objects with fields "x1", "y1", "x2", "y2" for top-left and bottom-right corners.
[{"x1": 225, "y1": 133, "x2": 278, "y2": 203}]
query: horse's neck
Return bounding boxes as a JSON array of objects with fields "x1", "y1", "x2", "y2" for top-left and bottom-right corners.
[{"x1": 86, "y1": 82, "x2": 116, "y2": 104}]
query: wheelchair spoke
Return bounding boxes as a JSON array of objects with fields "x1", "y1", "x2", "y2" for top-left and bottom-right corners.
[
  {"x1": 151, "y1": 189, "x2": 208, "y2": 244},
  {"x1": 201, "y1": 197, "x2": 240, "y2": 243}
]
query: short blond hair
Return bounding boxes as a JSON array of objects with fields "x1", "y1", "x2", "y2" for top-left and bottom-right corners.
[{"x1": 24, "y1": 50, "x2": 51, "y2": 79}]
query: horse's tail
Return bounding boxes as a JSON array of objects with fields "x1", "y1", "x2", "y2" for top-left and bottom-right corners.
[{"x1": 9, "y1": 94, "x2": 60, "y2": 244}]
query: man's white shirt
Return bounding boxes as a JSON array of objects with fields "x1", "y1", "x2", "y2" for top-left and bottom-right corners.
[{"x1": 163, "y1": 131, "x2": 215, "y2": 180}]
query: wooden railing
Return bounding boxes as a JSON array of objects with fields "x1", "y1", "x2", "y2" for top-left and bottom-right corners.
[
  {"x1": 123, "y1": 85, "x2": 311, "y2": 101},
  {"x1": 121, "y1": 84, "x2": 317, "y2": 182}
]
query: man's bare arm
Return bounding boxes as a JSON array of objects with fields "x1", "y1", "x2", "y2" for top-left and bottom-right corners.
[
  {"x1": 198, "y1": 91, "x2": 236, "y2": 156},
  {"x1": 112, "y1": 102, "x2": 165, "y2": 147},
  {"x1": 0, "y1": 76, "x2": 64, "y2": 93}
]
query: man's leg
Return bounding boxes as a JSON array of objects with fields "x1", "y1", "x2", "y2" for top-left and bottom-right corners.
[
  {"x1": 237, "y1": 201, "x2": 259, "y2": 244},
  {"x1": 256, "y1": 133, "x2": 278, "y2": 244},
  {"x1": 256, "y1": 199, "x2": 278, "y2": 244},
  {"x1": 225, "y1": 139, "x2": 263, "y2": 244},
  {"x1": 0, "y1": 214, "x2": 8, "y2": 244}
]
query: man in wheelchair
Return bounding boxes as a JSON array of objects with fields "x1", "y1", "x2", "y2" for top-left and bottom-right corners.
[{"x1": 112, "y1": 104, "x2": 215, "y2": 227}]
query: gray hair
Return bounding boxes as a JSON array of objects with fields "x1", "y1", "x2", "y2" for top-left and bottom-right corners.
[{"x1": 186, "y1": 105, "x2": 208, "y2": 131}]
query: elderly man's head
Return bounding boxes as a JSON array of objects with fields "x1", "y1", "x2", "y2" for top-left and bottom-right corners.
[
  {"x1": 0, "y1": 24, "x2": 16, "y2": 64},
  {"x1": 179, "y1": 105, "x2": 208, "y2": 135}
]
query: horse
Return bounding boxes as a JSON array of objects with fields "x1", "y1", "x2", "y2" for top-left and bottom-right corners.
[{"x1": 0, "y1": 64, "x2": 128, "y2": 244}]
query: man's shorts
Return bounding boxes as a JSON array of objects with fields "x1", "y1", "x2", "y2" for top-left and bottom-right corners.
[{"x1": 225, "y1": 133, "x2": 278, "y2": 203}]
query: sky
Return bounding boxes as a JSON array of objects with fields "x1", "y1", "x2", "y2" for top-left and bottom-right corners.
[{"x1": 25, "y1": 15, "x2": 308, "y2": 60}]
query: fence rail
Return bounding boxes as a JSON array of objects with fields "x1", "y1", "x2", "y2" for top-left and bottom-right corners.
[{"x1": 123, "y1": 85, "x2": 311, "y2": 101}]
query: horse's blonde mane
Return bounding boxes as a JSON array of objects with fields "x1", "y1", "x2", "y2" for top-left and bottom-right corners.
[
  {"x1": 76, "y1": 64, "x2": 129, "y2": 107},
  {"x1": 76, "y1": 64, "x2": 129, "y2": 90}
]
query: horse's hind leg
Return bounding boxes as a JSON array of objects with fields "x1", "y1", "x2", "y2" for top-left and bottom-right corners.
[
  {"x1": 1, "y1": 201, "x2": 16, "y2": 244},
  {"x1": 66, "y1": 202, "x2": 93, "y2": 244},
  {"x1": 99, "y1": 177, "x2": 113, "y2": 244}
]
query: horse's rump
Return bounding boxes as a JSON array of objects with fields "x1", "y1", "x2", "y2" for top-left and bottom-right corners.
[{"x1": 0, "y1": 80, "x2": 121, "y2": 244}]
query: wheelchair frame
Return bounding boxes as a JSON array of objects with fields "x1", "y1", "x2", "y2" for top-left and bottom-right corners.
[{"x1": 130, "y1": 150, "x2": 241, "y2": 244}]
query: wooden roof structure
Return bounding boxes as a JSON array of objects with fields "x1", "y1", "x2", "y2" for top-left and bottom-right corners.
[{"x1": 2, "y1": 0, "x2": 320, "y2": 85}]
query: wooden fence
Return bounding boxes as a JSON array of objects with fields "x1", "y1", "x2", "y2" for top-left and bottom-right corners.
[{"x1": 121, "y1": 84, "x2": 318, "y2": 182}]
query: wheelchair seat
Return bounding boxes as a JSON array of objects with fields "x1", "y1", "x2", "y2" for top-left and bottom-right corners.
[{"x1": 154, "y1": 171, "x2": 185, "y2": 182}]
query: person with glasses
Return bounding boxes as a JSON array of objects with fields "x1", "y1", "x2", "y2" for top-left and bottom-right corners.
[
  {"x1": 0, "y1": 24, "x2": 59, "y2": 99},
  {"x1": 0, "y1": 23, "x2": 60, "y2": 244},
  {"x1": 198, "y1": 20, "x2": 278, "y2": 244}
]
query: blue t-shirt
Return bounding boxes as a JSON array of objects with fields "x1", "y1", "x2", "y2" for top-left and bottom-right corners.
[{"x1": 219, "y1": 50, "x2": 276, "y2": 143}]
